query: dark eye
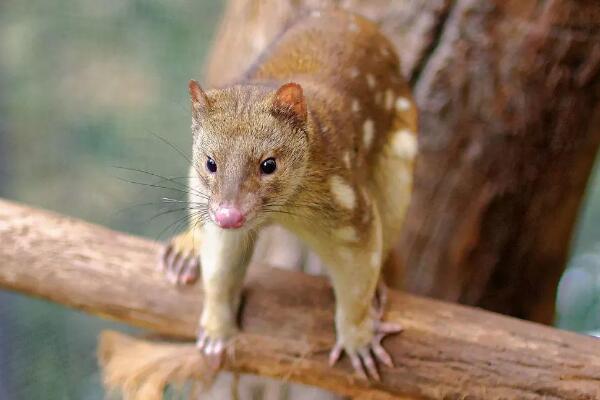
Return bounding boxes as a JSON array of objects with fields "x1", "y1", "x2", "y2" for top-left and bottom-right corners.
[
  {"x1": 260, "y1": 158, "x2": 277, "y2": 175},
  {"x1": 206, "y1": 157, "x2": 217, "y2": 173}
]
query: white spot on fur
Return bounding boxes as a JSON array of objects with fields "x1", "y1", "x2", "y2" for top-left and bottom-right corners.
[
  {"x1": 371, "y1": 251, "x2": 381, "y2": 268},
  {"x1": 385, "y1": 89, "x2": 395, "y2": 110},
  {"x1": 366, "y1": 74, "x2": 376, "y2": 89},
  {"x1": 343, "y1": 151, "x2": 352, "y2": 169},
  {"x1": 330, "y1": 176, "x2": 356, "y2": 210},
  {"x1": 381, "y1": 47, "x2": 390, "y2": 57},
  {"x1": 395, "y1": 97, "x2": 411, "y2": 111},
  {"x1": 352, "y1": 99, "x2": 360, "y2": 112},
  {"x1": 363, "y1": 119, "x2": 375, "y2": 149},
  {"x1": 391, "y1": 129, "x2": 418, "y2": 159},
  {"x1": 349, "y1": 67, "x2": 360, "y2": 79},
  {"x1": 335, "y1": 226, "x2": 359, "y2": 242}
]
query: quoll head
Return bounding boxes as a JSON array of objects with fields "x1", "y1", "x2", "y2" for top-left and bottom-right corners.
[{"x1": 188, "y1": 80, "x2": 309, "y2": 230}]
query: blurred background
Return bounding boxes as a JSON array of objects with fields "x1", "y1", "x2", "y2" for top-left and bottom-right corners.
[
  {"x1": 0, "y1": 0, "x2": 598, "y2": 399},
  {"x1": 0, "y1": 1, "x2": 224, "y2": 398}
]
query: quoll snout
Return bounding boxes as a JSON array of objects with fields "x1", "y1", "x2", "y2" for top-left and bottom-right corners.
[{"x1": 213, "y1": 205, "x2": 246, "y2": 229}]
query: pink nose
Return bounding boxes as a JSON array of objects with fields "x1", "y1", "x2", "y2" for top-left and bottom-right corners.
[{"x1": 214, "y1": 206, "x2": 245, "y2": 229}]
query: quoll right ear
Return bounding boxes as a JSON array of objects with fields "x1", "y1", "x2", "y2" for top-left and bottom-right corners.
[
  {"x1": 188, "y1": 80, "x2": 211, "y2": 116},
  {"x1": 272, "y1": 82, "x2": 307, "y2": 124}
]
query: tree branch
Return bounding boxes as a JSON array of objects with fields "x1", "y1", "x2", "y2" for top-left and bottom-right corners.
[{"x1": 1, "y1": 198, "x2": 599, "y2": 399}]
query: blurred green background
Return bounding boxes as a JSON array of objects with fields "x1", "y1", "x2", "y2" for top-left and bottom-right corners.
[
  {"x1": 0, "y1": 1, "x2": 598, "y2": 399},
  {"x1": 0, "y1": 1, "x2": 223, "y2": 398}
]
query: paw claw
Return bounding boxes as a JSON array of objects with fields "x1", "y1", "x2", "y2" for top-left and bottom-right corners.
[
  {"x1": 157, "y1": 245, "x2": 171, "y2": 272},
  {"x1": 372, "y1": 338, "x2": 394, "y2": 368},
  {"x1": 328, "y1": 343, "x2": 343, "y2": 366},
  {"x1": 159, "y1": 239, "x2": 200, "y2": 286},
  {"x1": 358, "y1": 348, "x2": 380, "y2": 381},
  {"x1": 172, "y1": 252, "x2": 187, "y2": 283},
  {"x1": 196, "y1": 331, "x2": 207, "y2": 350},
  {"x1": 205, "y1": 340, "x2": 215, "y2": 354},
  {"x1": 211, "y1": 340, "x2": 224, "y2": 356},
  {"x1": 349, "y1": 352, "x2": 368, "y2": 380},
  {"x1": 181, "y1": 257, "x2": 200, "y2": 284},
  {"x1": 378, "y1": 322, "x2": 403, "y2": 334}
]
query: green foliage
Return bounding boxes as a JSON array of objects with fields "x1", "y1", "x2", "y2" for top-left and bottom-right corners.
[
  {"x1": 556, "y1": 161, "x2": 600, "y2": 334},
  {"x1": 0, "y1": 1, "x2": 222, "y2": 399}
]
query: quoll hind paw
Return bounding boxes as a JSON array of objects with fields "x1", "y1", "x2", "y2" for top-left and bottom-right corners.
[
  {"x1": 159, "y1": 240, "x2": 200, "y2": 285},
  {"x1": 329, "y1": 321, "x2": 403, "y2": 381}
]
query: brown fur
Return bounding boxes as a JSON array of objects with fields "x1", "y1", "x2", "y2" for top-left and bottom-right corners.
[{"x1": 192, "y1": 9, "x2": 417, "y2": 249}]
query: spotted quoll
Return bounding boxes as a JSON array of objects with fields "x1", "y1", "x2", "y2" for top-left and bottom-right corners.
[{"x1": 160, "y1": 8, "x2": 418, "y2": 380}]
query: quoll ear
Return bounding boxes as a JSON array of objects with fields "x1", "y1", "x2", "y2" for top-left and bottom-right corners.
[
  {"x1": 272, "y1": 82, "x2": 307, "y2": 123},
  {"x1": 188, "y1": 80, "x2": 211, "y2": 116}
]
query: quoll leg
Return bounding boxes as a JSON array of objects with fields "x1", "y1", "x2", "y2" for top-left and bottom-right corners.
[
  {"x1": 197, "y1": 226, "x2": 255, "y2": 359},
  {"x1": 325, "y1": 207, "x2": 402, "y2": 380},
  {"x1": 327, "y1": 259, "x2": 403, "y2": 380}
]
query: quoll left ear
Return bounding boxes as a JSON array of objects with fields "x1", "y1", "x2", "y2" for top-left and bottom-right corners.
[
  {"x1": 189, "y1": 79, "x2": 211, "y2": 116},
  {"x1": 272, "y1": 82, "x2": 307, "y2": 123}
]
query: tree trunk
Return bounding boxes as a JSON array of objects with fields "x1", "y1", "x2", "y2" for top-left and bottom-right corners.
[
  {"x1": 401, "y1": 0, "x2": 600, "y2": 323},
  {"x1": 205, "y1": 0, "x2": 600, "y2": 324}
]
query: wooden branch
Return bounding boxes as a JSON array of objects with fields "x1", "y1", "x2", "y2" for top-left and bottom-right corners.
[{"x1": 1, "y1": 198, "x2": 600, "y2": 399}]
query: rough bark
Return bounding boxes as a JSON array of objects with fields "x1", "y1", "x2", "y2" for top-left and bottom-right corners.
[
  {"x1": 1, "y1": 199, "x2": 600, "y2": 399},
  {"x1": 403, "y1": 0, "x2": 600, "y2": 324},
  {"x1": 204, "y1": 0, "x2": 600, "y2": 324}
]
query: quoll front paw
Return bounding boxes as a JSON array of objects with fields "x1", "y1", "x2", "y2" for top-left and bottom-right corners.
[
  {"x1": 196, "y1": 305, "x2": 239, "y2": 362},
  {"x1": 159, "y1": 232, "x2": 200, "y2": 285},
  {"x1": 196, "y1": 322, "x2": 238, "y2": 368},
  {"x1": 329, "y1": 319, "x2": 403, "y2": 381},
  {"x1": 196, "y1": 329, "x2": 228, "y2": 358}
]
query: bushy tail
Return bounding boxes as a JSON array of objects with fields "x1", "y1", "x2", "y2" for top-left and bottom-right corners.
[{"x1": 98, "y1": 331, "x2": 219, "y2": 399}]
